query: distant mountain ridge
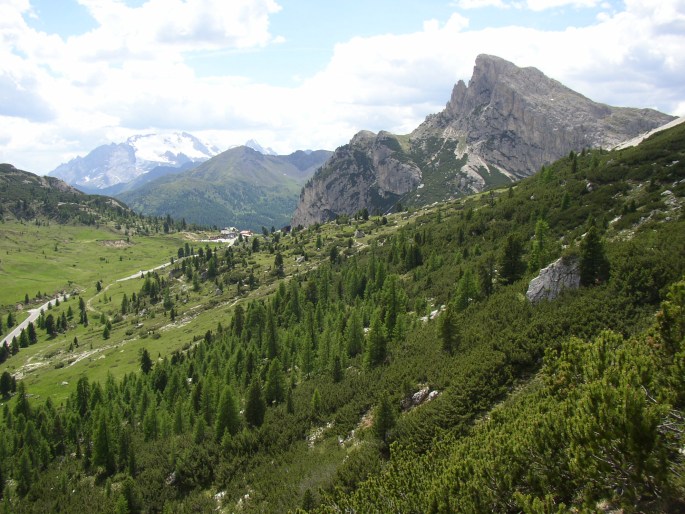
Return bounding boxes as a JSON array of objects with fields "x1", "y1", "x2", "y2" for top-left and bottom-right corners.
[
  {"x1": 49, "y1": 132, "x2": 221, "y2": 191},
  {"x1": 117, "y1": 145, "x2": 332, "y2": 230},
  {"x1": 291, "y1": 54, "x2": 675, "y2": 227},
  {"x1": 0, "y1": 163, "x2": 130, "y2": 223}
]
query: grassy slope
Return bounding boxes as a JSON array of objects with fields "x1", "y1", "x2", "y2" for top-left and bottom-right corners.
[
  {"x1": 0, "y1": 221, "x2": 184, "y2": 307},
  {"x1": 1, "y1": 124, "x2": 684, "y2": 512}
]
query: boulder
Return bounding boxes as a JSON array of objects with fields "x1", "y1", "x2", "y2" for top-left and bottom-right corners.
[{"x1": 526, "y1": 257, "x2": 580, "y2": 303}]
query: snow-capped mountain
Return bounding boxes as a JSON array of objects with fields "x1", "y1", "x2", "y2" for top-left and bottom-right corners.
[
  {"x1": 241, "y1": 139, "x2": 278, "y2": 156},
  {"x1": 48, "y1": 132, "x2": 221, "y2": 191}
]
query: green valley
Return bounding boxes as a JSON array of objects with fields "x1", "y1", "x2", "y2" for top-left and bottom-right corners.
[{"x1": 0, "y1": 122, "x2": 684, "y2": 513}]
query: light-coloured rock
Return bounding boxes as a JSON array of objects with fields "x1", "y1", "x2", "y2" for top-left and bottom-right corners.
[
  {"x1": 526, "y1": 257, "x2": 580, "y2": 303},
  {"x1": 291, "y1": 131, "x2": 421, "y2": 227},
  {"x1": 293, "y1": 54, "x2": 674, "y2": 227}
]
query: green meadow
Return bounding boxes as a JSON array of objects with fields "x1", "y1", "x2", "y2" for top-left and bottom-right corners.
[{"x1": 0, "y1": 220, "x2": 186, "y2": 307}]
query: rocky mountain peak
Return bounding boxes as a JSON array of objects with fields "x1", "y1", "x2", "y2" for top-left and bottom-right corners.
[{"x1": 293, "y1": 54, "x2": 675, "y2": 227}]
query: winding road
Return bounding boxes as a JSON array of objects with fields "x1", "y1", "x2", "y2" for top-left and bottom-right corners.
[
  {"x1": 2, "y1": 257, "x2": 183, "y2": 348},
  {"x1": 2, "y1": 294, "x2": 71, "y2": 348}
]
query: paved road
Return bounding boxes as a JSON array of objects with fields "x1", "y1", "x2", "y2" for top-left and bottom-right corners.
[
  {"x1": 2, "y1": 294, "x2": 70, "y2": 348},
  {"x1": 2, "y1": 249, "x2": 207, "y2": 348}
]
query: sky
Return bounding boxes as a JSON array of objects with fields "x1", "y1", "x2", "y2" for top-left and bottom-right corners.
[{"x1": 1, "y1": 0, "x2": 684, "y2": 174}]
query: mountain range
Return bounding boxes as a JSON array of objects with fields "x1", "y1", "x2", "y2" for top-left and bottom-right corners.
[
  {"x1": 47, "y1": 133, "x2": 330, "y2": 230},
  {"x1": 291, "y1": 54, "x2": 675, "y2": 227},
  {"x1": 49, "y1": 132, "x2": 221, "y2": 192},
  {"x1": 116, "y1": 146, "x2": 332, "y2": 230}
]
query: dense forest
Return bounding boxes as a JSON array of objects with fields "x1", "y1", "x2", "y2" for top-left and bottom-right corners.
[{"x1": 1, "y1": 123, "x2": 684, "y2": 512}]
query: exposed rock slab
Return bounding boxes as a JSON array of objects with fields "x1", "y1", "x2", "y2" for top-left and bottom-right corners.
[{"x1": 526, "y1": 257, "x2": 580, "y2": 303}]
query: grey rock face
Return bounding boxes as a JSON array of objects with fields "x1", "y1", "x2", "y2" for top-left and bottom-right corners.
[
  {"x1": 422, "y1": 54, "x2": 672, "y2": 179},
  {"x1": 293, "y1": 54, "x2": 674, "y2": 227},
  {"x1": 291, "y1": 130, "x2": 421, "y2": 227},
  {"x1": 526, "y1": 257, "x2": 580, "y2": 303}
]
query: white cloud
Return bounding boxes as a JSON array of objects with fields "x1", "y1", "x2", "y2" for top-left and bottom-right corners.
[
  {"x1": 1, "y1": 0, "x2": 684, "y2": 174},
  {"x1": 454, "y1": 0, "x2": 509, "y2": 8},
  {"x1": 525, "y1": 0, "x2": 601, "y2": 10}
]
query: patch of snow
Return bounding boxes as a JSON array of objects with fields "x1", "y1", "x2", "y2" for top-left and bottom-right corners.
[
  {"x1": 614, "y1": 116, "x2": 685, "y2": 150},
  {"x1": 127, "y1": 132, "x2": 220, "y2": 163}
]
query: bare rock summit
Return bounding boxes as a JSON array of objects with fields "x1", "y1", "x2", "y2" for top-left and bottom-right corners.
[{"x1": 292, "y1": 54, "x2": 674, "y2": 227}]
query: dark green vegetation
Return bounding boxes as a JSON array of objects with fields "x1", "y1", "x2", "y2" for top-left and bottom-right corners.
[
  {"x1": 119, "y1": 147, "x2": 331, "y2": 230},
  {"x1": 0, "y1": 164, "x2": 130, "y2": 225},
  {"x1": 1, "y1": 124, "x2": 684, "y2": 512}
]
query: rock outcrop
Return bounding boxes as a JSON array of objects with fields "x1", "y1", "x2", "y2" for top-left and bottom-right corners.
[
  {"x1": 526, "y1": 257, "x2": 580, "y2": 303},
  {"x1": 292, "y1": 54, "x2": 675, "y2": 227},
  {"x1": 291, "y1": 131, "x2": 421, "y2": 227}
]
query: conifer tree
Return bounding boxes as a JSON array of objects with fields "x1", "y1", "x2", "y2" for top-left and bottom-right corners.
[
  {"x1": 139, "y1": 348, "x2": 153, "y2": 374},
  {"x1": 16, "y1": 451, "x2": 31, "y2": 496},
  {"x1": 579, "y1": 222, "x2": 610, "y2": 286},
  {"x1": 19, "y1": 329, "x2": 29, "y2": 348},
  {"x1": 27, "y1": 322, "x2": 37, "y2": 345},
  {"x1": 528, "y1": 218, "x2": 550, "y2": 273},
  {"x1": 440, "y1": 304, "x2": 462, "y2": 354},
  {"x1": 455, "y1": 269, "x2": 479, "y2": 311},
  {"x1": 93, "y1": 412, "x2": 115, "y2": 475},
  {"x1": 346, "y1": 309, "x2": 364, "y2": 357},
  {"x1": 245, "y1": 377, "x2": 266, "y2": 428},
  {"x1": 365, "y1": 311, "x2": 387, "y2": 367},
  {"x1": 311, "y1": 388, "x2": 322, "y2": 420},
  {"x1": 499, "y1": 234, "x2": 526, "y2": 285},
  {"x1": 264, "y1": 358, "x2": 285, "y2": 405},
  {"x1": 215, "y1": 385, "x2": 240, "y2": 441},
  {"x1": 332, "y1": 355, "x2": 343, "y2": 383},
  {"x1": 373, "y1": 394, "x2": 395, "y2": 444},
  {"x1": 264, "y1": 306, "x2": 278, "y2": 359}
]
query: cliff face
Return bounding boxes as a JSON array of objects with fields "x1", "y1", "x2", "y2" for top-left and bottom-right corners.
[
  {"x1": 421, "y1": 54, "x2": 670, "y2": 178},
  {"x1": 292, "y1": 54, "x2": 675, "y2": 227},
  {"x1": 291, "y1": 131, "x2": 421, "y2": 227}
]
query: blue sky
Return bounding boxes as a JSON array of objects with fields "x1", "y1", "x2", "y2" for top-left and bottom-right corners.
[{"x1": 1, "y1": 0, "x2": 684, "y2": 173}]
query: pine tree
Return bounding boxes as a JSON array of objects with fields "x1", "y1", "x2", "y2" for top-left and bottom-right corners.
[
  {"x1": 0, "y1": 371, "x2": 12, "y2": 398},
  {"x1": 373, "y1": 394, "x2": 395, "y2": 444},
  {"x1": 365, "y1": 311, "x2": 387, "y2": 367},
  {"x1": 215, "y1": 385, "x2": 240, "y2": 441},
  {"x1": 93, "y1": 412, "x2": 115, "y2": 475},
  {"x1": 454, "y1": 269, "x2": 479, "y2": 311},
  {"x1": 27, "y1": 322, "x2": 37, "y2": 345},
  {"x1": 244, "y1": 377, "x2": 266, "y2": 428},
  {"x1": 139, "y1": 348, "x2": 153, "y2": 374},
  {"x1": 19, "y1": 329, "x2": 29, "y2": 348},
  {"x1": 264, "y1": 306, "x2": 278, "y2": 359},
  {"x1": 346, "y1": 309, "x2": 364, "y2": 357},
  {"x1": 274, "y1": 252, "x2": 284, "y2": 277},
  {"x1": 14, "y1": 381, "x2": 31, "y2": 418},
  {"x1": 264, "y1": 358, "x2": 285, "y2": 405},
  {"x1": 16, "y1": 451, "x2": 32, "y2": 496},
  {"x1": 311, "y1": 388, "x2": 322, "y2": 420},
  {"x1": 332, "y1": 355, "x2": 343, "y2": 383},
  {"x1": 579, "y1": 223, "x2": 610, "y2": 286},
  {"x1": 286, "y1": 388, "x2": 295, "y2": 414},
  {"x1": 499, "y1": 234, "x2": 526, "y2": 285},
  {"x1": 440, "y1": 304, "x2": 462, "y2": 354},
  {"x1": 528, "y1": 218, "x2": 550, "y2": 273}
]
